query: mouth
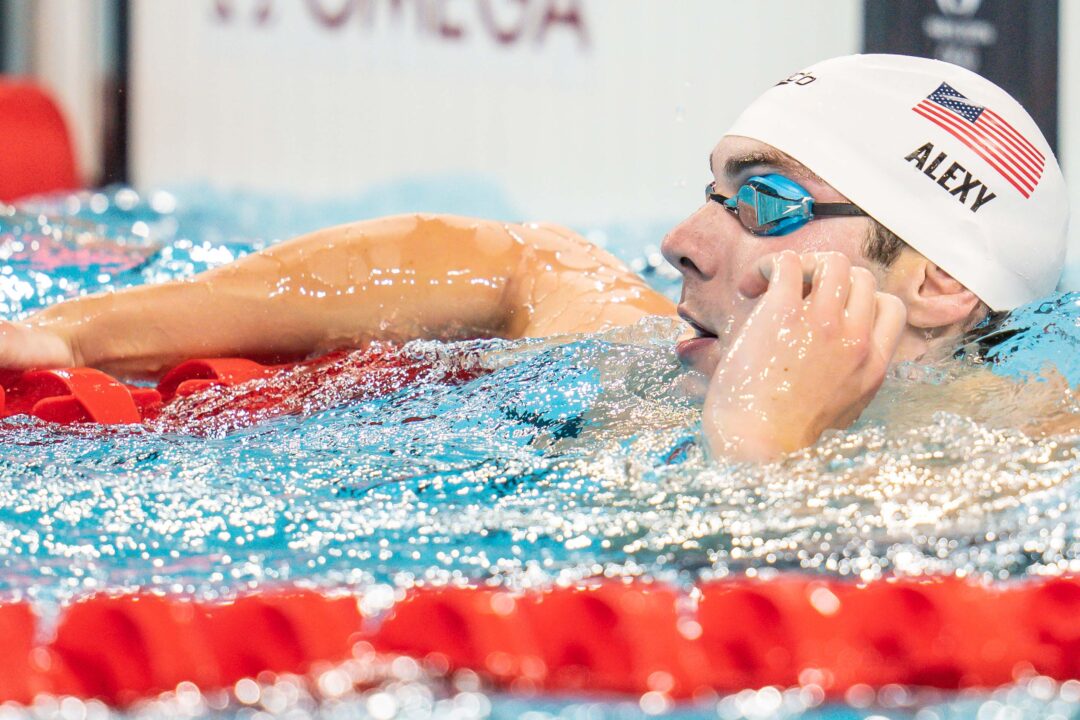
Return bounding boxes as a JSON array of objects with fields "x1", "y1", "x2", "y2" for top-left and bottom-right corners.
[
  {"x1": 677, "y1": 307, "x2": 718, "y2": 340},
  {"x1": 675, "y1": 307, "x2": 719, "y2": 367}
]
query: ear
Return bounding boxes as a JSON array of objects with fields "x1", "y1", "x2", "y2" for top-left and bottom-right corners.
[{"x1": 886, "y1": 256, "x2": 980, "y2": 330}]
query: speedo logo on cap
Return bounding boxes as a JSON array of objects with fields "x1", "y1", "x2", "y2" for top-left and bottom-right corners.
[
  {"x1": 911, "y1": 82, "x2": 1045, "y2": 199},
  {"x1": 776, "y1": 71, "x2": 817, "y2": 87}
]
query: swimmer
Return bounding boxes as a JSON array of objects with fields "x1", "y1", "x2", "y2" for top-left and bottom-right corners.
[{"x1": 0, "y1": 55, "x2": 1068, "y2": 460}]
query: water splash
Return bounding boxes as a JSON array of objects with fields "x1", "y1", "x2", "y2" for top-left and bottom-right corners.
[{"x1": 2, "y1": 188, "x2": 1080, "y2": 718}]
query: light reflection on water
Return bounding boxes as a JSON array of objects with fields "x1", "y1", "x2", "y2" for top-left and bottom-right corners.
[{"x1": 2, "y1": 187, "x2": 1080, "y2": 719}]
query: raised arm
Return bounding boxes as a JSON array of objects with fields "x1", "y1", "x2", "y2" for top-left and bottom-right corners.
[
  {"x1": 0, "y1": 214, "x2": 674, "y2": 377},
  {"x1": 703, "y1": 252, "x2": 906, "y2": 461}
]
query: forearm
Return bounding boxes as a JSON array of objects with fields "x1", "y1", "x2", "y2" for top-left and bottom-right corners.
[
  {"x1": 27, "y1": 214, "x2": 520, "y2": 377},
  {"x1": 29, "y1": 278, "x2": 334, "y2": 377}
]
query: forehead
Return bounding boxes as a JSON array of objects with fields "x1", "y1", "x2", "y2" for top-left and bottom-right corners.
[{"x1": 709, "y1": 135, "x2": 838, "y2": 196}]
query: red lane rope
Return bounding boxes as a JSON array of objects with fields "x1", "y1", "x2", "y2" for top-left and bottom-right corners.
[
  {"x1": 0, "y1": 345, "x2": 489, "y2": 433},
  {"x1": 369, "y1": 578, "x2": 1080, "y2": 696},
  {"x1": 0, "y1": 577, "x2": 1078, "y2": 706}
]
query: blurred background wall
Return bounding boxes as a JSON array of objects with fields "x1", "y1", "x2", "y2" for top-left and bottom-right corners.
[
  {"x1": 0, "y1": 0, "x2": 1077, "y2": 281},
  {"x1": 126, "y1": 1, "x2": 861, "y2": 230}
]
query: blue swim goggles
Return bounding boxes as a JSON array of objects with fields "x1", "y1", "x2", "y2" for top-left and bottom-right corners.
[{"x1": 706, "y1": 173, "x2": 867, "y2": 237}]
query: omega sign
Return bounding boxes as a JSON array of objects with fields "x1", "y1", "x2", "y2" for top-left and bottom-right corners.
[{"x1": 213, "y1": 0, "x2": 589, "y2": 49}]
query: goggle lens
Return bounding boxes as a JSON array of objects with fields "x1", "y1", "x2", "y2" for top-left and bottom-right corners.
[
  {"x1": 735, "y1": 181, "x2": 809, "y2": 235},
  {"x1": 706, "y1": 174, "x2": 828, "y2": 237}
]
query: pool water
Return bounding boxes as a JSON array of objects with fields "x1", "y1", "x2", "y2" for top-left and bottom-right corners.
[{"x1": 3, "y1": 187, "x2": 1080, "y2": 719}]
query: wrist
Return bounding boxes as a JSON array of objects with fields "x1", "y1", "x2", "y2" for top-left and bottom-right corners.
[
  {"x1": 702, "y1": 387, "x2": 818, "y2": 462},
  {"x1": 25, "y1": 307, "x2": 82, "y2": 367},
  {"x1": 703, "y1": 415, "x2": 781, "y2": 462},
  {"x1": 704, "y1": 417, "x2": 816, "y2": 462}
]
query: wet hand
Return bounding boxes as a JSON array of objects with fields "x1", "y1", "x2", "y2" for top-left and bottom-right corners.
[
  {"x1": 0, "y1": 320, "x2": 76, "y2": 370},
  {"x1": 703, "y1": 251, "x2": 906, "y2": 461}
]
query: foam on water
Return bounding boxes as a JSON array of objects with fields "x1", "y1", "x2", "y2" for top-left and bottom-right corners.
[{"x1": 3, "y1": 188, "x2": 1080, "y2": 719}]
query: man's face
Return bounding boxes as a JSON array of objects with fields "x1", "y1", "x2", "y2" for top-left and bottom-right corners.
[{"x1": 661, "y1": 136, "x2": 879, "y2": 376}]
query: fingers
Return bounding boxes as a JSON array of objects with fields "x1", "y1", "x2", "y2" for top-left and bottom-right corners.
[
  {"x1": 738, "y1": 256, "x2": 773, "y2": 299},
  {"x1": 808, "y1": 252, "x2": 852, "y2": 317},
  {"x1": 842, "y1": 271, "x2": 904, "y2": 376},
  {"x1": 843, "y1": 267, "x2": 878, "y2": 326},
  {"x1": 745, "y1": 254, "x2": 907, "y2": 376},
  {"x1": 0, "y1": 321, "x2": 75, "y2": 370},
  {"x1": 760, "y1": 251, "x2": 806, "y2": 308},
  {"x1": 869, "y1": 291, "x2": 907, "y2": 366},
  {"x1": 740, "y1": 252, "x2": 815, "y2": 299},
  {"x1": 746, "y1": 252, "x2": 858, "y2": 307}
]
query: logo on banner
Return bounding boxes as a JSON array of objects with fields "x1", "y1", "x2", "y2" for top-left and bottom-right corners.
[
  {"x1": 912, "y1": 82, "x2": 1044, "y2": 198},
  {"x1": 212, "y1": 0, "x2": 589, "y2": 49},
  {"x1": 934, "y1": 0, "x2": 982, "y2": 16}
]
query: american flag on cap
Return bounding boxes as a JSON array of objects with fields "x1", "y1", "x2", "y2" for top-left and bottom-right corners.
[{"x1": 912, "y1": 82, "x2": 1044, "y2": 199}]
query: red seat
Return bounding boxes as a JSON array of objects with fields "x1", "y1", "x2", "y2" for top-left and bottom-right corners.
[{"x1": 0, "y1": 78, "x2": 78, "y2": 202}]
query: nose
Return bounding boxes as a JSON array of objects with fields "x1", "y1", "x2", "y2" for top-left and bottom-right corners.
[{"x1": 661, "y1": 206, "x2": 721, "y2": 281}]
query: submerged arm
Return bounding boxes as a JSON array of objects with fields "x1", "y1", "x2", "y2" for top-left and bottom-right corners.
[{"x1": 1, "y1": 213, "x2": 674, "y2": 377}]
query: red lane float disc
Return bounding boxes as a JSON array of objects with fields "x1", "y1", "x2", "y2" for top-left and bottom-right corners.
[
  {"x1": 203, "y1": 590, "x2": 364, "y2": 683},
  {"x1": 49, "y1": 594, "x2": 220, "y2": 704},
  {"x1": 2, "y1": 368, "x2": 145, "y2": 424},
  {"x1": 0, "y1": 603, "x2": 38, "y2": 704}
]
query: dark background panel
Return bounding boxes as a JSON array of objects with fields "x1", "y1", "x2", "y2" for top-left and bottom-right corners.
[
  {"x1": 101, "y1": 0, "x2": 129, "y2": 185},
  {"x1": 0, "y1": 1, "x2": 6, "y2": 75},
  {"x1": 864, "y1": 0, "x2": 1059, "y2": 152}
]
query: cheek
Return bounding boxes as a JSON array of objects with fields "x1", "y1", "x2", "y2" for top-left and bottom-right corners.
[
  {"x1": 695, "y1": 228, "x2": 739, "y2": 270},
  {"x1": 738, "y1": 222, "x2": 870, "y2": 271},
  {"x1": 729, "y1": 236, "x2": 799, "y2": 282},
  {"x1": 720, "y1": 225, "x2": 869, "y2": 307},
  {"x1": 796, "y1": 220, "x2": 869, "y2": 257}
]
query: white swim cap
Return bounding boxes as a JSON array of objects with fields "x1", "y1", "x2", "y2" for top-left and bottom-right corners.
[{"x1": 726, "y1": 54, "x2": 1069, "y2": 311}]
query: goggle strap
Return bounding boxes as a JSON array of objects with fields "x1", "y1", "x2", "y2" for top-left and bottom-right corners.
[{"x1": 811, "y1": 202, "x2": 868, "y2": 217}]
